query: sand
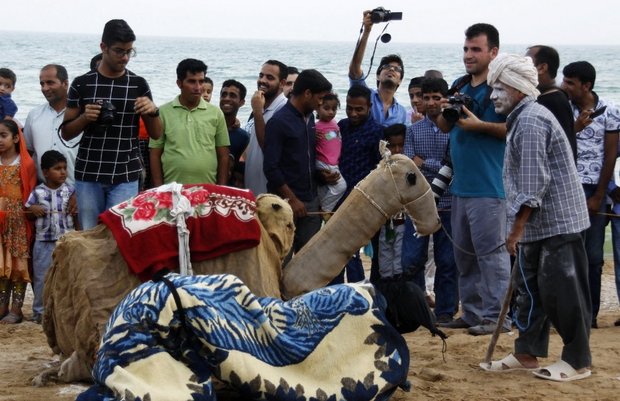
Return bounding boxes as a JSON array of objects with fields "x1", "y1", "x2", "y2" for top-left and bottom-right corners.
[{"x1": 1, "y1": 265, "x2": 619, "y2": 401}]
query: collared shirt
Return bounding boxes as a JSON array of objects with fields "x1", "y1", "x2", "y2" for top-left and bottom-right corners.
[
  {"x1": 570, "y1": 92, "x2": 620, "y2": 185},
  {"x1": 149, "y1": 96, "x2": 229, "y2": 184},
  {"x1": 338, "y1": 116, "x2": 383, "y2": 201},
  {"x1": 23, "y1": 103, "x2": 82, "y2": 185},
  {"x1": 67, "y1": 69, "x2": 152, "y2": 184},
  {"x1": 504, "y1": 97, "x2": 589, "y2": 242},
  {"x1": 404, "y1": 117, "x2": 451, "y2": 209},
  {"x1": 24, "y1": 183, "x2": 75, "y2": 241},
  {"x1": 349, "y1": 77, "x2": 407, "y2": 127},
  {"x1": 263, "y1": 102, "x2": 317, "y2": 202},
  {"x1": 244, "y1": 93, "x2": 288, "y2": 196}
]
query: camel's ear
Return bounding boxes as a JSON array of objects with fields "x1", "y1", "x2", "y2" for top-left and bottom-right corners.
[
  {"x1": 406, "y1": 172, "x2": 417, "y2": 185},
  {"x1": 272, "y1": 203, "x2": 282, "y2": 211}
]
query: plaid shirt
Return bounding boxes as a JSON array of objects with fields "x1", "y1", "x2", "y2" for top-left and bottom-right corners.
[
  {"x1": 504, "y1": 97, "x2": 589, "y2": 242},
  {"x1": 25, "y1": 183, "x2": 75, "y2": 241},
  {"x1": 67, "y1": 69, "x2": 152, "y2": 184},
  {"x1": 337, "y1": 116, "x2": 383, "y2": 202},
  {"x1": 404, "y1": 117, "x2": 451, "y2": 209}
]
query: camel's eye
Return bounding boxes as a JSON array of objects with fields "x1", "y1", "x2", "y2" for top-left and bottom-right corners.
[
  {"x1": 272, "y1": 203, "x2": 282, "y2": 211},
  {"x1": 406, "y1": 172, "x2": 417, "y2": 186}
]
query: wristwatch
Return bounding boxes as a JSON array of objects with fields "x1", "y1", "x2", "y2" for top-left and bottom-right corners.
[{"x1": 148, "y1": 107, "x2": 160, "y2": 117}]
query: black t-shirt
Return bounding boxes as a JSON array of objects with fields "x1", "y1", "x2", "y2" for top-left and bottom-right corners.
[
  {"x1": 537, "y1": 88, "x2": 577, "y2": 161},
  {"x1": 67, "y1": 69, "x2": 152, "y2": 184}
]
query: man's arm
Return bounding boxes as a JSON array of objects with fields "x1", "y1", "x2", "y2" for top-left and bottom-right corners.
[
  {"x1": 589, "y1": 131, "x2": 619, "y2": 212},
  {"x1": 250, "y1": 91, "x2": 267, "y2": 149},
  {"x1": 215, "y1": 146, "x2": 230, "y2": 185},
  {"x1": 457, "y1": 106, "x2": 507, "y2": 139},
  {"x1": 348, "y1": 11, "x2": 373, "y2": 80},
  {"x1": 61, "y1": 105, "x2": 100, "y2": 140},
  {"x1": 275, "y1": 183, "x2": 306, "y2": 218},
  {"x1": 506, "y1": 205, "x2": 533, "y2": 256},
  {"x1": 149, "y1": 147, "x2": 164, "y2": 187},
  {"x1": 135, "y1": 96, "x2": 162, "y2": 140}
]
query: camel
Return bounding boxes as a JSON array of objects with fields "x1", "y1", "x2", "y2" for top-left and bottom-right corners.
[{"x1": 41, "y1": 152, "x2": 440, "y2": 383}]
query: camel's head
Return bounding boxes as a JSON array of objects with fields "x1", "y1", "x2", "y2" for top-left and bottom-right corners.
[
  {"x1": 360, "y1": 153, "x2": 440, "y2": 236},
  {"x1": 255, "y1": 194, "x2": 295, "y2": 261}
]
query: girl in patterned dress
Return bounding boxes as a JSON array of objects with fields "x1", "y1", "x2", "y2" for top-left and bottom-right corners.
[{"x1": 0, "y1": 120, "x2": 36, "y2": 324}]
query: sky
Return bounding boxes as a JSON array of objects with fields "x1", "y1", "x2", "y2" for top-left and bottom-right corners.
[{"x1": 3, "y1": 0, "x2": 620, "y2": 46}]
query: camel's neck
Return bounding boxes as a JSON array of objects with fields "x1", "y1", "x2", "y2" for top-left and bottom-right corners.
[{"x1": 281, "y1": 186, "x2": 399, "y2": 299}]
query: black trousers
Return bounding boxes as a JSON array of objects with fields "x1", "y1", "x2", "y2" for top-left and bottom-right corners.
[{"x1": 513, "y1": 233, "x2": 592, "y2": 370}]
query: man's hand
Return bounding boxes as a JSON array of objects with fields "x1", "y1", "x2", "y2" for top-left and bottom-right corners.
[
  {"x1": 455, "y1": 105, "x2": 482, "y2": 131},
  {"x1": 586, "y1": 193, "x2": 604, "y2": 215},
  {"x1": 318, "y1": 169, "x2": 341, "y2": 185},
  {"x1": 362, "y1": 10, "x2": 374, "y2": 32},
  {"x1": 506, "y1": 225, "x2": 524, "y2": 256},
  {"x1": 83, "y1": 103, "x2": 102, "y2": 122},
  {"x1": 27, "y1": 205, "x2": 46, "y2": 218},
  {"x1": 411, "y1": 111, "x2": 424, "y2": 123},
  {"x1": 251, "y1": 91, "x2": 265, "y2": 114},
  {"x1": 134, "y1": 96, "x2": 158, "y2": 116},
  {"x1": 412, "y1": 155, "x2": 424, "y2": 168},
  {"x1": 575, "y1": 109, "x2": 593, "y2": 133},
  {"x1": 288, "y1": 197, "x2": 307, "y2": 219}
]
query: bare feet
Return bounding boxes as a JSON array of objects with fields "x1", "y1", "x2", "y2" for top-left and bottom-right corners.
[{"x1": 513, "y1": 353, "x2": 539, "y2": 369}]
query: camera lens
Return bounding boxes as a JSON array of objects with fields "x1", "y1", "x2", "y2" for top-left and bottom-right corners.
[{"x1": 442, "y1": 107, "x2": 461, "y2": 124}]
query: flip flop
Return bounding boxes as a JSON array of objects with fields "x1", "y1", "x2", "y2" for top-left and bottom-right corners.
[
  {"x1": 532, "y1": 360, "x2": 591, "y2": 382},
  {"x1": 479, "y1": 353, "x2": 535, "y2": 372}
]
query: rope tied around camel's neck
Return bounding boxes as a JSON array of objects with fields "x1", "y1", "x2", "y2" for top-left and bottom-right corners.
[{"x1": 156, "y1": 183, "x2": 194, "y2": 276}]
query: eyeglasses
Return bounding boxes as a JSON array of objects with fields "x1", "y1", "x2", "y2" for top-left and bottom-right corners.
[
  {"x1": 380, "y1": 64, "x2": 403, "y2": 74},
  {"x1": 109, "y1": 47, "x2": 137, "y2": 58}
]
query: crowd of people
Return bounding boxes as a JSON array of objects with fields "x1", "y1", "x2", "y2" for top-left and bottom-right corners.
[{"x1": 0, "y1": 11, "x2": 619, "y2": 383}]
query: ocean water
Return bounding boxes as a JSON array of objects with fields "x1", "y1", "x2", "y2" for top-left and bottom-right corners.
[{"x1": 3, "y1": 30, "x2": 620, "y2": 123}]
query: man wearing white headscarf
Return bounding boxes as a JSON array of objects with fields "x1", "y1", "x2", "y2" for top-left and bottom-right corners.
[{"x1": 481, "y1": 53, "x2": 592, "y2": 382}]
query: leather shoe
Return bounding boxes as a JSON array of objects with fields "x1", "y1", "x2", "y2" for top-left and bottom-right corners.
[
  {"x1": 468, "y1": 319, "x2": 510, "y2": 336},
  {"x1": 438, "y1": 317, "x2": 470, "y2": 329},
  {"x1": 435, "y1": 314, "x2": 453, "y2": 325}
]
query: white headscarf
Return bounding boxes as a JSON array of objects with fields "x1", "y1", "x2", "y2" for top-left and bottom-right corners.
[{"x1": 487, "y1": 53, "x2": 540, "y2": 98}]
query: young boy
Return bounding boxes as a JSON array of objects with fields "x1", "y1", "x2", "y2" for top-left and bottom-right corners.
[
  {"x1": 0, "y1": 68, "x2": 17, "y2": 120},
  {"x1": 377, "y1": 124, "x2": 407, "y2": 279},
  {"x1": 202, "y1": 77, "x2": 214, "y2": 103},
  {"x1": 25, "y1": 150, "x2": 78, "y2": 323}
]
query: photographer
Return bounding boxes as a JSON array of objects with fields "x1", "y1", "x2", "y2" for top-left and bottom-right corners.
[
  {"x1": 348, "y1": 9, "x2": 406, "y2": 127},
  {"x1": 435, "y1": 24, "x2": 511, "y2": 337},
  {"x1": 61, "y1": 19, "x2": 161, "y2": 229}
]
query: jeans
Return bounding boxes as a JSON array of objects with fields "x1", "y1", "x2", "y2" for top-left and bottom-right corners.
[
  {"x1": 402, "y1": 211, "x2": 458, "y2": 318},
  {"x1": 611, "y1": 217, "x2": 620, "y2": 303},
  {"x1": 580, "y1": 184, "x2": 607, "y2": 324},
  {"x1": 75, "y1": 180, "x2": 139, "y2": 230},
  {"x1": 32, "y1": 240, "x2": 56, "y2": 316},
  {"x1": 451, "y1": 196, "x2": 511, "y2": 328}
]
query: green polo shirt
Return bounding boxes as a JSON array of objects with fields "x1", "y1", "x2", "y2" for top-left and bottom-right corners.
[{"x1": 150, "y1": 96, "x2": 229, "y2": 184}]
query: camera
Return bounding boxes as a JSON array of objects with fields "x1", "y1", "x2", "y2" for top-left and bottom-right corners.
[
  {"x1": 370, "y1": 7, "x2": 403, "y2": 23},
  {"x1": 97, "y1": 100, "x2": 116, "y2": 126},
  {"x1": 442, "y1": 94, "x2": 474, "y2": 124}
]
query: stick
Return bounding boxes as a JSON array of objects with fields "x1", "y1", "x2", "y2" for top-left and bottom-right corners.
[{"x1": 483, "y1": 258, "x2": 519, "y2": 364}]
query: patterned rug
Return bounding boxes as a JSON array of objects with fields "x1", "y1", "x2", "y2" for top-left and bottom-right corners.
[
  {"x1": 99, "y1": 185, "x2": 261, "y2": 281},
  {"x1": 77, "y1": 273, "x2": 410, "y2": 401}
]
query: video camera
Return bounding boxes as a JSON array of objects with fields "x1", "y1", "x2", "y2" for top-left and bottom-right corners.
[
  {"x1": 442, "y1": 94, "x2": 474, "y2": 124},
  {"x1": 370, "y1": 7, "x2": 403, "y2": 23}
]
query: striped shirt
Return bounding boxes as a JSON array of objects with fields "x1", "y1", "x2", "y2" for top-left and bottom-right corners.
[
  {"x1": 504, "y1": 97, "x2": 589, "y2": 242},
  {"x1": 25, "y1": 183, "x2": 75, "y2": 241},
  {"x1": 67, "y1": 69, "x2": 152, "y2": 184}
]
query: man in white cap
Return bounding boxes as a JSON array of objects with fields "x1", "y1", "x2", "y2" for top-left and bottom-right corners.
[{"x1": 481, "y1": 53, "x2": 592, "y2": 382}]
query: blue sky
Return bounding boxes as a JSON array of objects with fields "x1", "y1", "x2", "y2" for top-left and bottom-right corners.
[{"x1": 4, "y1": 0, "x2": 619, "y2": 45}]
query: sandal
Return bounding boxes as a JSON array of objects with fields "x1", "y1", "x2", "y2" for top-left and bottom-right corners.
[
  {"x1": 532, "y1": 360, "x2": 591, "y2": 382},
  {"x1": 0, "y1": 311, "x2": 23, "y2": 324}
]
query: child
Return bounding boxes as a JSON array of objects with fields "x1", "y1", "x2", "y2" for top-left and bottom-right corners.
[
  {"x1": 25, "y1": 150, "x2": 78, "y2": 323},
  {"x1": 0, "y1": 68, "x2": 18, "y2": 120},
  {"x1": 0, "y1": 120, "x2": 36, "y2": 324},
  {"x1": 315, "y1": 93, "x2": 346, "y2": 218},
  {"x1": 202, "y1": 77, "x2": 214, "y2": 103},
  {"x1": 378, "y1": 124, "x2": 407, "y2": 279}
]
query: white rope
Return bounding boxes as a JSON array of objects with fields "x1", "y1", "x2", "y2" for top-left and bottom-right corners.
[{"x1": 156, "y1": 183, "x2": 194, "y2": 276}]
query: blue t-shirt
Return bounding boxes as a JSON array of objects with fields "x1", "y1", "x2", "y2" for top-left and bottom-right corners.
[
  {"x1": 449, "y1": 79, "x2": 506, "y2": 198},
  {"x1": 0, "y1": 94, "x2": 17, "y2": 119},
  {"x1": 349, "y1": 77, "x2": 407, "y2": 127}
]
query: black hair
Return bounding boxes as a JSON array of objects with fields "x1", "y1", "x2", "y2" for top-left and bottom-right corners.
[
  {"x1": 176, "y1": 58, "x2": 208, "y2": 81},
  {"x1": 424, "y1": 70, "x2": 443, "y2": 79},
  {"x1": 287, "y1": 66, "x2": 299, "y2": 75},
  {"x1": 101, "y1": 19, "x2": 136, "y2": 46},
  {"x1": 204, "y1": 76, "x2": 214, "y2": 86},
  {"x1": 0, "y1": 119, "x2": 19, "y2": 152},
  {"x1": 42, "y1": 64, "x2": 68, "y2": 82},
  {"x1": 465, "y1": 23, "x2": 500, "y2": 49},
  {"x1": 0, "y1": 68, "x2": 16, "y2": 86},
  {"x1": 90, "y1": 53, "x2": 103, "y2": 71},
  {"x1": 264, "y1": 60, "x2": 288, "y2": 81},
  {"x1": 528, "y1": 45, "x2": 560, "y2": 79},
  {"x1": 321, "y1": 93, "x2": 340, "y2": 108},
  {"x1": 221, "y1": 79, "x2": 247, "y2": 100},
  {"x1": 383, "y1": 123, "x2": 406, "y2": 141},
  {"x1": 291, "y1": 69, "x2": 332, "y2": 96},
  {"x1": 563, "y1": 61, "x2": 596, "y2": 89},
  {"x1": 421, "y1": 78, "x2": 449, "y2": 96},
  {"x1": 347, "y1": 84, "x2": 371, "y2": 105},
  {"x1": 408, "y1": 76, "x2": 424, "y2": 90},
  {"x1": 41, "y1": 150, "x2": 67, "y2": 170},
  {"x1": 377, "y1": 54, "x2": 405, "y2": 79}
]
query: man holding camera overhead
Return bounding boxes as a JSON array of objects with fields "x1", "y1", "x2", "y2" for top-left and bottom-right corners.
[
  {"x1": 349, "y1": 9, "x2": 406, "y2": 127},
  {"x1": 61, "y1": 19, "x2": 162, "y2": 229},
  {"x1": 436, "y1": 23, "x2": 511, "y2": 336}
]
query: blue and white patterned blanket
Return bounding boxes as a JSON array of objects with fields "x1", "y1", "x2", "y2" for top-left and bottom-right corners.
[{"x1": 77, "y1": 273, "x2": 410, "y2": 401}]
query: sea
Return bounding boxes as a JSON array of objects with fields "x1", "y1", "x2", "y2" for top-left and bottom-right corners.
[{"x1": 3, "y1": 30, "x2": 620, "y2": 124}]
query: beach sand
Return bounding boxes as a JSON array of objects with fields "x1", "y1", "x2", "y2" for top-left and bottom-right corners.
[{"x1": 1, "y1": 263, "x2": 619, "y2": 401}]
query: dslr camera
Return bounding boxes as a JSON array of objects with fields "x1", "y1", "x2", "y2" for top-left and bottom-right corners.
[
  {"x1": 442, "y1": 94, "x2": 474, "y2": 124},
  {"x1": 370, "y1": 7, "x2": 403, "y2": 23},
  {"x1": 97, "y1": 100, "x2": 116, "y2": 126}
]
